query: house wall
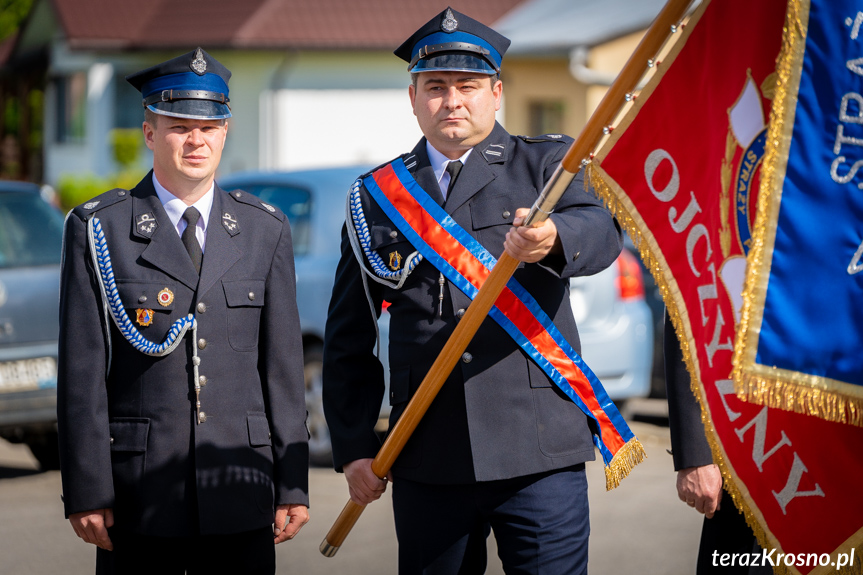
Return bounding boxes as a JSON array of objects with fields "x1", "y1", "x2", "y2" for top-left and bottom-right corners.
[{"x1": 501, "y1": 58, "x2": 588, "y2": 139}]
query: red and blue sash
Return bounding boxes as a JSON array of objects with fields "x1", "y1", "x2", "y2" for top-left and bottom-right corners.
[{"x1": 363, "y1": 158, "x2": 644, "y2": 488}]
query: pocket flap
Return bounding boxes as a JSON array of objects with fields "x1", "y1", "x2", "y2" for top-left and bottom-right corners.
[
  {"x1": 223, "y1": 280, "x2": 265, "y2": 308},
  {"x1": 388, "y1": 365, "x2": 411, "y2": 406},
  {"x1": 369, "y1": 224, "x2": 406, "y2": 250},
  {"x1": 247, "y1": 412, "x2": 272, "y2": 447},
  {"x1": 115, "y1": 281, "x2": 177, "y2": 311},
  {"x1": 109, "y1": 418, "x2": 150, "y2": 452},
  {"x1": 470, "y1": 194, "x2": 519, "y2": 230}
]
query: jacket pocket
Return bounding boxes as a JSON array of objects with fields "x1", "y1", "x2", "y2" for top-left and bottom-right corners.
[
  {"x1": 388, "y1": 365, "x2": 410, "y2": 406},
  {"x1": 108, "y1": 418, "x2": 149, "y2": 512},
  {"x1": 247, "y1": 412, "x2": 272, "y2": 447},
  {"x1": 109, "y1": 417, "x2": 150, "y2": 452},
  {"x1": 223, "y1": 279, "x2": 265, "y2": 351},
  {"x1": 115, "y1": 280, "x2": 177, "y2": 313}
]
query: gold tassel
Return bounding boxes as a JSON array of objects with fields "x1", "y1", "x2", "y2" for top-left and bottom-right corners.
[
  {"x1": 737, "y1": 374, "x2": 863, "y2": 427},
  {"x1": 604, "y1": 437, "x2": 647, "y2": 491}
]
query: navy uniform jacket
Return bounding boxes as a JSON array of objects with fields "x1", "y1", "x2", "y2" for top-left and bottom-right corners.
[
  {"x1": 57, "y1": 173, "x2": 309, "y2": 537},
  {"x1": 323, "y1": 122, "x2": 622, "y2": 484}
]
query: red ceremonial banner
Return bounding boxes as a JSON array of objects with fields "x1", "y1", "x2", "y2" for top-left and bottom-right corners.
[{"x1": 592, "y1": 1, "x2": 863, "y2": 573}]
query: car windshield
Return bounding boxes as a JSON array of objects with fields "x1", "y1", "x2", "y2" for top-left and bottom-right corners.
[
  {"x1": 227, "y1": 185, "x2": 312, "y2": 255},
  {"x1": 0, "y1": 192, "x2": 65, "y2": 268}
]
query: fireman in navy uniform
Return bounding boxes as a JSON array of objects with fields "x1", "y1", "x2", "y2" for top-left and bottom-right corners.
[
  {"x1": 323, "y1": 9, "x2": 622, "y2": 574},
  {"x1": 57, "y1": 48, "x2": 309, "y2": 575}
]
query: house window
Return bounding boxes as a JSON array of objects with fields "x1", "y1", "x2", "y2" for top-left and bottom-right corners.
[
  {"x1": 528, "y1": 100, "x2": 565, "y2": 135},
  {"x1": 54, "y1": 73, "x2": 87, "y2": 143}
]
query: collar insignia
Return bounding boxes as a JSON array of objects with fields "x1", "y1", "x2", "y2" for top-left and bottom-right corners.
[
  {"x1": 441, "y1": 8, "x2": 458, "y2": 32},
  {"x1": 136, "y1": 212, "x2": 158, "y2": 237},
  {"x1": 190, "y1": 48, "x2": 207, "y2": 75},
  {"x1": 222, "y1": 211, "x2": 240, "y2": 236}
]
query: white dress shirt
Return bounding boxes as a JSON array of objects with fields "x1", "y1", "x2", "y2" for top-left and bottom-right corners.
[
  {"x1": 426, "y1": 142, "x2": 473, "y2": 200},
  {"x1": 152, "y1": 173, "x2": 215, "y2": 252}
]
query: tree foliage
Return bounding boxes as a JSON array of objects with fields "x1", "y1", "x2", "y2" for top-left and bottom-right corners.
[{"x1": 0, "y1": 0, "x2": 34, "y2": 42}]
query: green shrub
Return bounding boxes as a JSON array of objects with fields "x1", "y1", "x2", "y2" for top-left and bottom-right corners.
[{"x1": 57, "y1": 170, "x2": 146, "y2": 210}]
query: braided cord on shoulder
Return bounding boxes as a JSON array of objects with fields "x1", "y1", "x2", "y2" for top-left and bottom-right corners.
[
  {"x1": 349, "y1": 178, "x2": 421, "y2": 286},
  {"x1": 87, "y1": 216, "x2": 195, "y2": 357}
]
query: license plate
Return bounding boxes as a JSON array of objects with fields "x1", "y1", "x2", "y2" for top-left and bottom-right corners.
[{"x1": 0, "y1": 357, "x2": 57, "y2": 392}]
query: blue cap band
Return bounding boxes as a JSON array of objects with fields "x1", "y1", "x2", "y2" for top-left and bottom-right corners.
[
  {"x1": 411, "y1": 31, "x2": 502, "y2": 70},
  {"x1": 141, "y1": 72, "x2": 229, "y2": 101}
]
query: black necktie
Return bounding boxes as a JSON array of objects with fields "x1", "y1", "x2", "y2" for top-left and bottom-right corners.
[
  {"x1": 181, "y1": 207, "x2": 203, "y2": 274},
  {"x1": 445, "y1": 160, "x2": 463, "y2": 197}
]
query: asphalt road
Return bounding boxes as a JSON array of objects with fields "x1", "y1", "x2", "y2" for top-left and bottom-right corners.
[{"x1": 0, "y1": 400, "x2": 704, "y2": 574}]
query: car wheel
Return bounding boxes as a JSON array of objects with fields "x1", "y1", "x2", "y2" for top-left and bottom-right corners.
[
  {"x1": 304, "y1": 344, "x2": 332, "y2": 467},
  {"x1": 26, "y1": 431, "x2": 60, "y2": 471}
]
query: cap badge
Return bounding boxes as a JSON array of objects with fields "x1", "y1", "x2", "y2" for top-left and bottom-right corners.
[
  {"x1": 157, "y1": 288, "x2": 174, "y2": 307},
  {"x1": 135, "y1": 308, "x2": 154, "y2": 327},
  {"x1": 441, "y1": 8, "x2": 458, "y2": 32},
  {"x1": 190, "y1": 48, "x2": 207, "y2": 76},
  {"x1": 388, "y1": 251, "x2": 403, "y2": 271}
]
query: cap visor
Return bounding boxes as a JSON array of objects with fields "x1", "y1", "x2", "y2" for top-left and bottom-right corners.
[
  {"x1": 147, "y1": 99, "x2": 231, "y2": 120},
  {"x1": 410, "y1": 53, "x2": 497, "y2": 75}
]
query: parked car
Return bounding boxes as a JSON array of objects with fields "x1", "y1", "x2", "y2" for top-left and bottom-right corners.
[
  {"x1": 218, "y1": 166, "x2": 389, "y2": 466},
  {"x1": 0, "y1": 181, "x2": 65, "y2": 470},
  {"x1": 569, "y1": 240, "x2": 654, "y2": 405}
]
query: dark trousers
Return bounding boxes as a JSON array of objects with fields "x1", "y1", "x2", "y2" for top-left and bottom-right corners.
[
  {"x1": 697, "y1": 490, "x2": 773, "y2": 575},
  {"x1": 95, "y1": 526, "x2": 275, "y2": 575},
  {"x1": 392, "y1": 465, "x2": 589, "y2": 575}
]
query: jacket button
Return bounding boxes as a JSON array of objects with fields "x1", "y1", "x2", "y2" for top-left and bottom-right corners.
[
  {"x1": 118, "y1": 190, "x2": 126, "y2": 196},
  {"x1": 109, "y1": 437, "x2": 114, "y2": 444},
  {"x1": 462, "y1": 352, "x2": 472, "y2": 363},
  {"x1": 198, "y1": 412, "x2": 207, "y2": 423},
  {"x1": 138, "y1": 295, "x2": 147, "y2": 303},
  {"x1": 198, "y1": 339, "x2": 207, "y2": 350},
  {"x1": 234, "y1": 191, "x2": 242, "y2": 198},
  {"x1": 456, "y1": 308, "x2": 465, "y2": 319},
  {"x1": 199, "y1": 375, "x2": 207, "y2": 386},
  {"x1": 248, "y1": 292, "x2": 255, "y2": 301},
  {"x1": 390, "y1": 230, "x2": 398, "y2": 239},
  {"x1": 502, "y1": 210, "x2": 511, "y2": 219},
  {"x1": 197, "y1": 302, "x2": 207, "y2": 313}
]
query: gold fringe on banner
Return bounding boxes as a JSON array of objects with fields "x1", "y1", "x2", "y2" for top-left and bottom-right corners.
[
  {"x1": 732, "y1": 0, "x2": 863, "y2": 428},
  {"x1": 592, "y1": 1, "x2": 863, "y2": 572},
  {"x1": 604, "y1": 437, "x2": 647, "y2": 491}
]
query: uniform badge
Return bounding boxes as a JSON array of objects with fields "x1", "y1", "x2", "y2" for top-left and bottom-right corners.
[
  {"x1": 135, "y1": 308, "x2": 154, "y2": 327},
  {"x1": 388, "y1": 251, "x2": 403, "y2": 271},
  {"x1": 157, "y1": 288, "x2": 174, "y2": 307},
  {"x1": 190, "y1": 47, "x2": 207, "y2": 75},
  {"x1": 222, "y1": 211, "x2": 240, "y2": 236},
  {"x1": 441, "y1": 8, "x2": 458, "y2": 32},
  {"x1": 260, "y1": 202, "x2": 276, "y2": 213},
  {"x1": 83, "y1": 201, "x2": 100, "y2": 210},
  {"x1": 136, "y1": 212, "x2": 158, "y2": 237}
]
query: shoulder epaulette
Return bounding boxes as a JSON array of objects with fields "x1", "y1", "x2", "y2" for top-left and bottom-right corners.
[
  {"x1": 75, "y1": 188, "x2": 130, "y2": 216},
  {"x1": 226, "y1": 189, "x2": 285, "y2": 221},
  {"x1": 517, "y1": 134, "x2": 572, "y2": 144}
]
